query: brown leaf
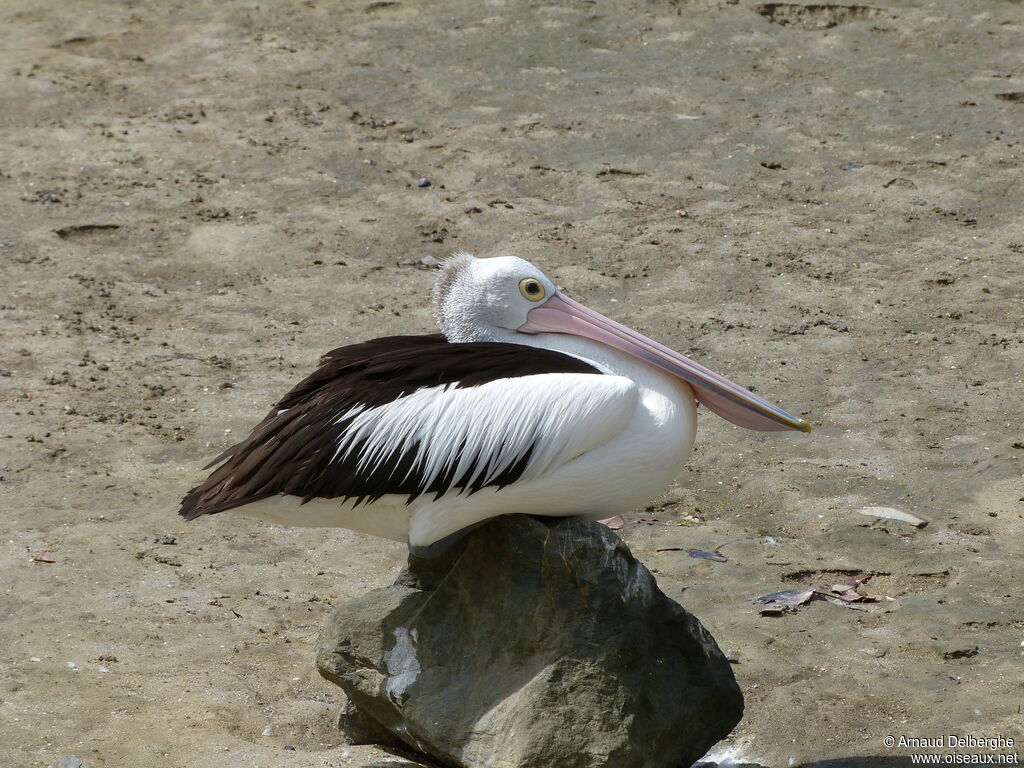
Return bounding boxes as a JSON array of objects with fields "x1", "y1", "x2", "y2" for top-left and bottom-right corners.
[
  {"x1": 835, "y1": 573, "x2": 873, "y2": 589},
  {"x1": 598, "y1": 515, "x2": 625, "y2": 530},
  {"x1": 827, "y1": 573, "x2": 878, "y2": 602}
]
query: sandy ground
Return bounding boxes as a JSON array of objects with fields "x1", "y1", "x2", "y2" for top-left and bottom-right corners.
[{"x1": 2, "y1": 1, "x2": 1023, "y2": 766}]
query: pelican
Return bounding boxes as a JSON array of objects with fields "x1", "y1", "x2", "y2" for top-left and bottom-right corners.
[{"x1": 179, "y1": 252, "x2": 809, "y2": 553}]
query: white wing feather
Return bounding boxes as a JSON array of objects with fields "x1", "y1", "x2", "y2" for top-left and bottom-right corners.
[{"x1": 332, "y1": 372, "x2": 638, "y2": 494}]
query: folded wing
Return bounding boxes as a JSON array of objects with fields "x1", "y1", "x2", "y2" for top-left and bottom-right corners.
[{"x1": 178, "y1": 335, "x2": 638, "y2": 519}]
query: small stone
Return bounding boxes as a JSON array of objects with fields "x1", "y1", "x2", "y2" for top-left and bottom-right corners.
[
  {"x1": 840, "y1": 161, "x2": 865, "y2": 171},
  {"x1": 416, "y1": 178, "x2": 431, "y2": 187},
  {"x1": 155, "y1": 535, "x2": 177, "y2": 545},
  {"x1": 56, "y1": 758, "x2": 90, "y2": 768}
]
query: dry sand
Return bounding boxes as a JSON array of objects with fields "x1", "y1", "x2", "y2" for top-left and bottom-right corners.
[{"x1": 1, "y1": 1, "x2": 1022, "y2": 766}]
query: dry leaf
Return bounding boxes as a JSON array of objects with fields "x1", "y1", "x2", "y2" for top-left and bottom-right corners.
[
  {"x1": 826, "y1": 573, "x2": 878, "y2": 603},
  {"x1": 832, "y1": 573, "x2": 874, "y2": 592}
]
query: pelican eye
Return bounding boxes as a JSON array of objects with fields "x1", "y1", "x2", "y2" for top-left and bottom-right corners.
[{"x1": 519, "y1": 277, "x2": 546, "y2": 302}]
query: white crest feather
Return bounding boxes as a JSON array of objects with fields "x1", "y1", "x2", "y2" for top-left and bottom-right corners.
[{"x1": 432, "y1": 251, "x2": 475, "y2": 330}]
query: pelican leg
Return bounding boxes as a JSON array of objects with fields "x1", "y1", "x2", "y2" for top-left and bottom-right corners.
[
  {"x1": 407, "y1": 518, "x2": 492, "y2": 559},
  {"x1": 408, "y1": 513, "x2": 573, "y2": 558}
]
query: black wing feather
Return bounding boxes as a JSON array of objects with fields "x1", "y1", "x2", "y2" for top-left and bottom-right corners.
[{"x1": 179, "y1": 334, "x2": 600, "y2": 520}]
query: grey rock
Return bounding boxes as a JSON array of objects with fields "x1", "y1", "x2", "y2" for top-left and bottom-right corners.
[
  {"x1": 317, "y1": 515, "x2": 743, "y2": 768},
  {"x1": 55, "y1": 758, "x2": 90, "y2": 768}
]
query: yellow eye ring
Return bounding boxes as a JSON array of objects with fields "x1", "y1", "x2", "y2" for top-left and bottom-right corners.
[{"x1": 519, "y1": 277, "x2": 546, "y2": 302}]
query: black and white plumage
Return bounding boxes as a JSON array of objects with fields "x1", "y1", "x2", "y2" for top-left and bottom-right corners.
[
  {"x1": 180, "y1": 335, "x2": 603, "y2": 512},
  {"x1": 180, "y1": 252, "x2": 809, "y2": 549}
]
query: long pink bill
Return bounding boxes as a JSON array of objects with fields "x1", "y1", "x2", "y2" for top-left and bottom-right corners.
[{"x1": 518, "y1": 292, "x2": 811, "y2": 433}]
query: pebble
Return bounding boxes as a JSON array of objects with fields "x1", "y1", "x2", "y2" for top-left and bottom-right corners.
[
  {"x1": 417, "y1": 177, "x2": 431, "y2": 187},
  {"x1": 56, "y1": 758, "x2": 90, "y2": 768}
]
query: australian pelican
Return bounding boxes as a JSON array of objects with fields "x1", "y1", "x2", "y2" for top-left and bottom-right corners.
[{"x1": 179, "y1": 253, "x2": 809, "y2": 553}]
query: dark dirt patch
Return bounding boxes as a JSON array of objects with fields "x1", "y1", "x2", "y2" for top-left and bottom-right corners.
[
  {"x1": 756, "y1": 3, "x2": 888, "y2": 29},
  {"x1": 54, "y1": 224, "x2": 122, "y2": 241}
]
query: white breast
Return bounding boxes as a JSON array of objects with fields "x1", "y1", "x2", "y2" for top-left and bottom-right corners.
[{"x1": 404, "y1": 337, "x2": 698, "y2": 547}]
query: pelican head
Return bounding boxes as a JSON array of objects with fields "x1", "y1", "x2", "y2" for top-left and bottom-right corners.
[{"x1": 434, "y1": 252, "x2": 811, "y2": 433}]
